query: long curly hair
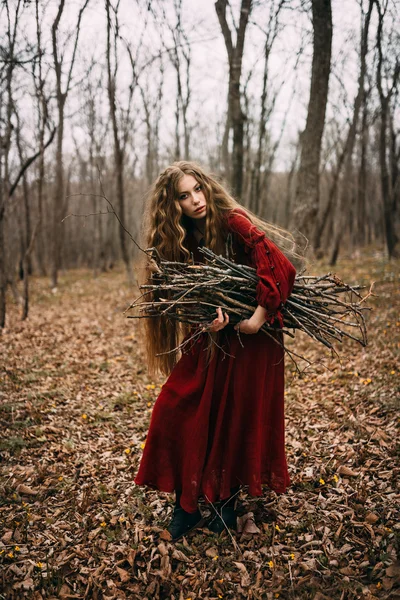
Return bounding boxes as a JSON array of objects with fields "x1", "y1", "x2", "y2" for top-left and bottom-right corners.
[{"x1": 138, "y1": 160, "x2": 300, "y2": 376}]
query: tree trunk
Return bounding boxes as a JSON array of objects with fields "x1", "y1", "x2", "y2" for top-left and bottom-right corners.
[
  {"x1": 15, "y1": 113, "x2": 32, "y2": 277},
  {"x1": 356, "y1": 87, "x2": 370, "y2": 246},
  {"x1": 51, "y1": 0, "x2": 89, "y2": 286},
  {"x1": 329, "y1": 0, "x2": 373, "y2": 265},
  {"x1": 34, "y1": 0, "x2": 47, "y2": 276},
  {"x1": 51, "y1": 100, "x2": 64, "y2": 287},
  {"x1": 254, "y1": 41, "x2": 269, "y2": 216},
  {"x1": 375, "y1": 0, "x2": 399, "y2": 258},
  {"x1": 215, "y1": 0, "x2": 252, "y2": 200},
  {"x1": 292, "y1": 0, "x2": 332, "y2": 242},
  {"x1": 106, "y1": 0, "x2": 133, "y2": 283}
]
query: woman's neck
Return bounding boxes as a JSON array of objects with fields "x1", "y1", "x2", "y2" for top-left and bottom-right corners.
[{"x1": 191, "y1": 217, "x2": 206, "y2": 241}]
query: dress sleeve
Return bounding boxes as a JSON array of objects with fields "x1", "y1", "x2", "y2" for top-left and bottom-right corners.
[{"x1": 226, "y1": 210, "x2": 296, "y2": 328}]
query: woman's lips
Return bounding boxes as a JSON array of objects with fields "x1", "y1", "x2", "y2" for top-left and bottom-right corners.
[{"x1": 194, "y1": 206, "x2": 206, "y2": 213}]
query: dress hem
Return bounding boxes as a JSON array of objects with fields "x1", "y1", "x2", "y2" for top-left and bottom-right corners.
[{"x1": 134, "y1": 475, "x2": 290, "y2": 513}]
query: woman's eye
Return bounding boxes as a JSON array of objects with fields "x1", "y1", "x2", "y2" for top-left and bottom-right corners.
[{"x1": 196, "y1": 186, "x2": 202, "y2": 191}]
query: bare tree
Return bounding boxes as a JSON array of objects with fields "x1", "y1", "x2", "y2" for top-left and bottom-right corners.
[
  {"x1": 327, "y1": 0, "x2": 374, "y2": 264},
  {"x1": 0, "y1": 0, "x2": 56, "y2": 327},
  {"x1": 374, "y1": 0, "x2": 399, "y2": 258},
  {"x1": 355, "y1": 82, "x2": 372, "y2": 247},
  {"x1": 252, "y1": 0, "x2": 285, "y2": 215},
  {"x1": 32, "y1": 0, "x2": 51, "y2": 277},
  {"x1": 50, "y1": 0, "x2": 90, "y2": 288},
  {"x1": 106, "y1": 0, "x2": 134, "y2": 283},
  {"x1": 83, "y1": 67, "x2": 109, "y2": 275},
  {"x1": 388, "y1": 95, "x2": 400, "y2": 246},
  {"x1": 215, "y1": 0, "x2": 253, "y2": 199},
  {"x1": 139, "y1": 59, "x2": 164, "y2": 184},
  {"x1": 291, "y1": 0, "x2": 332, "y2": 243},
  {"x1": 0, "y1": 0, "x2": 23, "y2": 327},
  {"x1": 15, "y1": 111, "x2": 32, "y2": 279}
]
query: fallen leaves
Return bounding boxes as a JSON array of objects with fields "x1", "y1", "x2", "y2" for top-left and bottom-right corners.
[{"x1": 0, "y1": 258, "x2": 399, "y2": 599}]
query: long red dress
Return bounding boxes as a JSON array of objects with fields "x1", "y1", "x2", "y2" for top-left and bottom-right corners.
[{"x1": 134, "y1": 209, "x2": 296, "y2": 514}]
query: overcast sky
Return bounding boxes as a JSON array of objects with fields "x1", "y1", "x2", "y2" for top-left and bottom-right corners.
[{"x1": 8, "y1": 0, "x2": 398, "y2": 173}]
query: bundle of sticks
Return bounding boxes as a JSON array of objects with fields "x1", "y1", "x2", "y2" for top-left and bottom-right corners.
[{"x1": 127, "y1": 247, "x2": 369, "y2": 362}]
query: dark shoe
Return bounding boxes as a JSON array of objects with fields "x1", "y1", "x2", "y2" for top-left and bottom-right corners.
[
  {"x1": 167, "y1": 507, "x2": 205, "y2": 541},
  {"x1": 207, "y1": 505, "x2": 237, "y2": 534}
]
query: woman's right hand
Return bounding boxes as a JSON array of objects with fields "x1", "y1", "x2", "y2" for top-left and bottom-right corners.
[{"x1": 206, "y1": 307, "x2": 229, "y2": 332}]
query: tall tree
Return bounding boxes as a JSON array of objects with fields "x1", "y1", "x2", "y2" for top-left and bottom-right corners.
[
  {"x1": 51, "y1": 0, "x2": 90, "y2": 288},
  {"x1": 0, "y1": 0, "x2": 22, "y2": 328},
  {"x1": 252, "y1": 0, "x2": 285, "y2": 216},
  {"x1": 328, "y1": 0, "x2": 374, "y2": 264},
  {"x1": 106, "y1": 0, "x2": 134, "y2": 283},
  {"x1": 291, "y1": 0, "x2": 332, "y2": 243},
  {"x1": 374, "y1": 0, "x2": 399, "y2": 258},
  {"x1": 33, "y1": 0, "x2": 50, "y2": 277},
  {"x1": 215, "y1": 0, "x2": 252, "y2": 199},
  {"x1": 139, "y1": 60, "x2": 164, "y2": 184}
]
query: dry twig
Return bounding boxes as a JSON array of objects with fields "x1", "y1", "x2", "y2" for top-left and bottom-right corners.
[{"x1": 126, "y1": 248, "x2": 369, "y2": 367}]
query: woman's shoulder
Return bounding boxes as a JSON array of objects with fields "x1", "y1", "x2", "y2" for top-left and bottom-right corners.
[
  {"x1": 224, "y1": 207, "x2": 264, "y2": 244},
  {"x1": 225, "y1": 206, "x2": 249, "y2": 221}
]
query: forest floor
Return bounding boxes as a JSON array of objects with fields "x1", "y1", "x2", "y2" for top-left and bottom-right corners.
[{"x1": 0, "y1": 252, "x2": 399, "y2": 600}]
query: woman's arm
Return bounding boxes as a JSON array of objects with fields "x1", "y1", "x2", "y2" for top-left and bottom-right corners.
[
  {"x1": 227, "y1": 210, "x2": 297, "y2": 334},
  {"x1": 234, "y1": 305, "x2": 267, "y2": 334}
]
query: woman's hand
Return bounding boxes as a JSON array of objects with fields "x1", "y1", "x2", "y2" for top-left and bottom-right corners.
[
  {"x1": 234, "y1": 305, "x2": 267, "y2": 335},
  {"x1": 234, "y1": 318, "x2": 260, "y2": 335},
  {"x1": 207, "y1": 307, "x2": 229, "y2": 332}
]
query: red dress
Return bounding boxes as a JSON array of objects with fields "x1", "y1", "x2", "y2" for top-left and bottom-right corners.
[{"x1": 134, "y1": 209, "x2": 296, "y2": 513}]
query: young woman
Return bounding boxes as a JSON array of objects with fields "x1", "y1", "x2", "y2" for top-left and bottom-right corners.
[{"x1": 134, "y1": 161, "x2": 297, "y2": 541}]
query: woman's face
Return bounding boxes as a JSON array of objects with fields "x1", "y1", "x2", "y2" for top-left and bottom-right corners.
[{"x1": 176, "y1": 174, "x2": 207, "y2": 220}]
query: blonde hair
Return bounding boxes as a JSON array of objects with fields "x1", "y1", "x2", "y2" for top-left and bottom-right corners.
[{"x1": 139, "y1": 160, "x2": 300, "y2": 376}]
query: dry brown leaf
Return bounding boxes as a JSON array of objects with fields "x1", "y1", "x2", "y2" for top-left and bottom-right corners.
[
  {"x1": 160, "y1": 554, "x2": 171, "y2": 577},
  {"x1": 365, "y1": 512, "x2": 379, "y2": 524},
  {"x1": 255, "y1": 570, "x2": 263, "y2": 589},
  {"x1": 337, "y1": 465, "x2": 358, "y2": 477},
  {"x1": 386, "y1": 562, "x2": 400, "y2": 578},
  {"x1": 233, "y1": 561, "x2": 247, "y2": 572},
  {"x1": 243, "y1": 517, "x2": 260, "y2": 534},
  {"x1": 116, "y1": 566, "x2": 130, "y2": 582},
  {"x1": 16, "y1": 483, "x2": 38, "y2": 496},
  {"x1": 159, "y1": 529, "x2": 172, "y2": 541},
  {"x1": 1, "y1": 530, "x2": 13, "y2": 543},
  {"x1": 237, "y1": 511, "x2": 258, "y2": 534},
  {"x1": 382, "y1": 577, "x2": 394, "y2": 590},
  {"x1": 58, "y1": 584, "x2": 72, "y2": 598},
  {"x1": 157, "y1": 542, "x2": 168, "y2": 557},
  {"x1": 88, "y1": 527, "x2": 102, "y2": 541},
  {"x1": 9, "y1": 564, "x2": 24, "y2": 577},
  {"x1": 126, "y1": 548, "x2": 137, "y2": 566},
  {"x1": 12, "y1": 577, "x2": 34, "y2": 591},
  {"x1": 205, "y1": 546, "x2": 218, "y2": 558},
  {"x1": 172, "y1": 549, "x2": 190, "y2": 563},
  {"x1": 233, "y1": 562, "x2": 250, "y2": 587}
]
